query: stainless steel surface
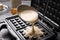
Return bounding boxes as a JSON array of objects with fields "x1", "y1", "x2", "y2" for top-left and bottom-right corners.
[
  {"x1": 21, "y1": 0, "x2": 31, "y2": 6},
  {"x1": 0, "y1": 0, "x2": 11, "y2": 7},
  {"x1": 0, "y1": 1, "x2": 13, "y2": 20}
]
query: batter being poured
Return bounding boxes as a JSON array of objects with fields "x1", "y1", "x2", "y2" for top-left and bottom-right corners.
[{"x1": 19, "y1": 10, "x2": 44, "y2": 40}]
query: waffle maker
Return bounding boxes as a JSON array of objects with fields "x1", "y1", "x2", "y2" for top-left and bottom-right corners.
[
  {"x1": 4, "y1": 14, "x2": 57, "y2": 40},
  {"x1": 0, "y1": 0, "x2": 59, "y2": 40},
  {"x1": 3, "y1": 2, "x2": 58, "y2": 40}
]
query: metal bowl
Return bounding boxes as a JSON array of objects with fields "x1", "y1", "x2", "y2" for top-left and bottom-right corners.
[{"x1": 17, "y1": 5, "x2": 38, "y2": 13}]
